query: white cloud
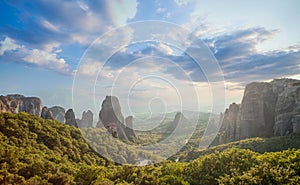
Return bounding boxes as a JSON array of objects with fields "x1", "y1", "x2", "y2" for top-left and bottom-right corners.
[
  {"x1": 157, "y1": 42, "x2": 174, "y2": 55},
  {"x1": 0, "y1": 37, "x2": 22, "y2": 55},
  {"x1": 22, "y1": 49, "x2": 71, "y2": 74},
  {"x1": 76, "y1": 59, "x2": 102, "y2": 77},
  {"x1": 41, "y1": 19, "x2": 60, "y2": 33},
  {"x1": 43, "y1": 42, "x2": 60, "y2": 53},
  {"x1": 173, "y1": 0, "x2": 193, "y2": 6},
  {"x1": 107, "y1": 0, "x2": 138, "y2": 25}
]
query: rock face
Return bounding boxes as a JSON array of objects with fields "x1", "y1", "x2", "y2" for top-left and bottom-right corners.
[
  {"x1": 218, "y1": 78, "x2": 300, "y2": 145},
  {"x1": 49, "y1": 106, "x2": 65, "y2": 123},
  {"x1": 236, "y1": 82, "x2": 277, "y2": 140},
  {"x1": 218, "y1": 103, "x2": 240, "y2": 143},
  {"x1": 65, "y1": 109, "x2": 78, "y2": 127},
  {"x1": 98, "y1": 96, "x2": 136, "y2": 140},
  {"x1": 79, "y1": 110, "x2": 93, "y2": 128},
  {"x1": 273, "y1": 80, "x2": 300, "y2": 136},
  {"x1": 41, "y1": 106, "x2": 54, "y2": 120},
  {"x1": 0, "y1": 96, "x2": 19, "y2": 113},
  {"x1": 0, "y1": 94, "x2": 42, "y2": 116}
]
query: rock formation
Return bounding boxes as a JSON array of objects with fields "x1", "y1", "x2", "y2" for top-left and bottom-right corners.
[
  {"x1": 273, "y1": 80, "x2": 300, "y2": 136},
  {"x1": 79, "y1": 110, "x2": 93, "y2": 128},
  {"x1": 236, "y1": 82, "x2": 277, "y2": 140},
  {"x1": 98, "y1": 96, "x2": 127, "y2": 140},
  {"x1": 125, "y1": 116, "x2": 137, "y2": 139},
  {"x1": 217, "y1": 78, "x2": 300, "y2": 145},
  {"x1": 0, "y1": 94, "x2": 42, "y2": 116},
  {"x1": 65, "y1": 109, "x2": 78, "y2": 127},
  {"x1": 49, "y1": 106, "x2": 65, "y2": 123},
  {"x1": 218, "y1": 103, "x2": 240, "y2": 143},
  {"x1": 98, "y1": 96, "x2": 137, "y2": 140},
  {"x1": 41, "y1": 106, "x2": 54, "y2": 120},
  {"x1": 0, "y1": 96, "x2": 19, "y2": 113}
]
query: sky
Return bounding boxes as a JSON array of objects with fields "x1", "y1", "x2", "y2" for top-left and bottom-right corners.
[{"x1": 0, "y1": 0, "x2": 300, "y2": 118}]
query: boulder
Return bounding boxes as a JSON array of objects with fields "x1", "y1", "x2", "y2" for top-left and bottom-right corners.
[
  {"x1": 65, "y1": 109, "x2": 78, "y2": 127},
  {"x1": 49, "y1": 106, "x2": 65, "y2": 123}
]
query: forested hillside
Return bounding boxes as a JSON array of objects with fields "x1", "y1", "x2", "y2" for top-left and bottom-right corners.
[{"x1": 0, "y1": 112, "x2": 300, "y2": 184}]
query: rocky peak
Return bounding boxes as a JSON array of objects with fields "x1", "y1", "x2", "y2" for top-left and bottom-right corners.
[
  {"x1": 99, "y1": 96, "x2": 124, "y2": 125},
  {"x1": 98, "y1": 96, "x2": 134, "y2": 140},
  {"x1": 49, "y1": 106, "x2": 65, "y2": 123},
  {"x1": 219, "y1": 103, "x2": 240, "y2": 143},
  {"x1": 65, "y1": 109, "x2": 78, "y2": 127},
  {"x1": 79, "y1": 110, "x2": 93, "y2": 128},
  {"x1": 41, "y1": 106, "x2": 54, "y2": 120}
]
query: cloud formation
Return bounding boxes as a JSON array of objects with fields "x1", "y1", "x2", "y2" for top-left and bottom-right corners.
[
  {"x1": 202, "y1": 27, "x2": 300, "y2": 86},
  {"x1": 1, "y1": 0, "x2": 299, "y2": 92},
  {"x1": 0, "y1": 37, "x2": 71, "y2": 74}
]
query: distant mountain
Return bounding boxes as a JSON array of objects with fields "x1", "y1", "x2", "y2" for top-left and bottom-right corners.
[{"x1": 133, "y1": 110, "x2": 211, "y2": 130}]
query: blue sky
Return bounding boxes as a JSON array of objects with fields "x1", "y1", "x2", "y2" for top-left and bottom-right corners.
[{"x1": 0, "y1": 0, "x2": 300, "y2": 116}]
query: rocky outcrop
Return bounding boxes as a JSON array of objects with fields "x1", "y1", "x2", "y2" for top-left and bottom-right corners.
[
  {"x1": 41, "y1": 106, "x2": 54, "y2": 120},
  {"x1": 173, "y1": 112, "x2": 189, "y2": 129},
  {"x1": 49, "y1": 106, "x2": 65, "y2": 123},
  {"x1": 274, "y1": 81, "x2": 300, "y2": 136},
  {"x1": 0, "y1": 96, "x2": 19, "y2": 113},
  {"x1": 65, "y1": 109, "x2": 78, "y2": 127},
  {"x1": 236, "y1": 82, "x2": 277, "y2": 140},
  {"x1": 0, "y1": 94, "x2": 42, "y2": 116},
  {"x1": 79, "y1": 110, "x2": 93, "y2": 128},
  {"x1": 218, "y1": 78, "x2": 300, "y2": 145},
  {"x1": 98, "y1": 96, "x2": 127, "y2": 140},
  {"x1": 218, "y1": 103, "x2": 240, "y2": 143},
  {"x1": 98, "y1": 96, "x2": 138, "y2": 140},
  {"x1": 125, "y1": 116, "x2": 137, "y2": 140}
]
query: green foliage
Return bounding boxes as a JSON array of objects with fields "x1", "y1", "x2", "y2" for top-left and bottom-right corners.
[
  {"x1": 0, "y1": 112, "x2": 300, "y2": 184},
  {"x1": 218, "y1": 149, "x2": 300, "y2": 185},
  {"x1": 181, "y1": 134, "x2": 300, "y2": 161},
  {"x1": 0, "y1": 112, "x2": 106, "y2": 184}
]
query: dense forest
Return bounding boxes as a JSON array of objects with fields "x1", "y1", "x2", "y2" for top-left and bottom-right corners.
[{"x1": 0, "y1": 112, "x2": 300, "y2": 184}]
